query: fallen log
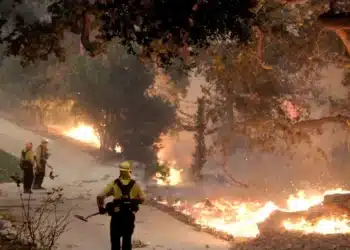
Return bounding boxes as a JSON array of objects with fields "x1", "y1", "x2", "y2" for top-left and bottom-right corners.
[{"x1": 323, "y1": 193, "x2": 350, "y2": 211}]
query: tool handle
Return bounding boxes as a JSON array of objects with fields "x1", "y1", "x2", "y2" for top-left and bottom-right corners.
[{"x1": 85, "y1": 212, "x2": 100, "y2": 219}]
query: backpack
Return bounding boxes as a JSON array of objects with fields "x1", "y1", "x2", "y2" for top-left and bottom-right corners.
[
  {"x1": 115, "y1": 179, "x2": 135, "y2": 199},
  {"x1": 114, "y1": 179, "x2": 139, "y2": 212}
]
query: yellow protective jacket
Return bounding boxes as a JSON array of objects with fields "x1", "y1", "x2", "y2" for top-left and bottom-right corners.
[
  {"x1": 97, "y1": 178, "x2": 146, "y2": 211},
  {"x1": 20, "y1": 149, "x2": 36, "y2": 168}
]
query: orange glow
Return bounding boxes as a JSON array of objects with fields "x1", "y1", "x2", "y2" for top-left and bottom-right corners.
[
  {"x1": 157, "y1": 189, "x2": 350, "y2": 237},
  {"x1": 63, "y1": 124, "x2": 122, "y2": 152}
]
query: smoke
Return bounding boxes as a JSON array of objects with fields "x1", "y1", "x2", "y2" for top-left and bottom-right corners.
[
  {"x1": 157, "y1": 75, "x2": 204, "y2": 168},
  {"x1": 308, "y1": 65, "x2": 348, "y2": 119},
  {"x1": 158, "y1": 65, "x2": 350, "y2": 200},
  {"x1": 0, "y1": 0, "x2": 348, "y2": 199},
  {"x1": 223, "y1": 66, "x2": 350, "y2": 195}
]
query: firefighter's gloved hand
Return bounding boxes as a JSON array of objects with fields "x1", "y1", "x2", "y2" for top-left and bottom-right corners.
[
  {"x1": 132, "y1": 199, "x2": 142, "y2": 204},
  {"x1": 98, "y1": 206, "x2": 106, "y2": 215},
  {"x1": 105, "y1": 202, "x2": 115, "y2": 216},
  {"x1": 130, "y1": 199, "x2": 141, "y2": 212}
]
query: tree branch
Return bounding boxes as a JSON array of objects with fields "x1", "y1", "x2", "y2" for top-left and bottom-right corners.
[
  {"x1": 177, "y1": 109, "x2": 193, "y2": 119},
  {"x1": 280, "y1": 0, "x2": 309, "y2": 3},
  {"x1": 292, "y1": 115, "x2": 350, "y2": 130},
  {"x1": 178, "y1": 123, "x2": 196, "y2": 131},
  {"x1": 81, "y1": 11, "x2": 102, "y2": 56},
  {"x1": 254, "y1": 26, "x2": 273, "y2": 70},
  {"x1": 316, "y1": 1, "x2": 350, "y2": 56},
  {"x1": 205, "y1": 127, "x2": 219, "y2": 135},
  {"x1": 236, "y1": 115, "x2": 350, "y2": 134}
]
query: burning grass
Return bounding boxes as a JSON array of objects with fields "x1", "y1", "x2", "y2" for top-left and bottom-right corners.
[
  {"x1": 52, "y1": 123, "x2": 122, "y2": 152},
  {"x1": 147, "y1": 199, "x2": 238, "y2": 241},
  {"x1": 147, "y1": 189, "x2": 350, "y2": 242},
  {"x1": 230, "y1": 231, "x2": 350, "y2": 250}
]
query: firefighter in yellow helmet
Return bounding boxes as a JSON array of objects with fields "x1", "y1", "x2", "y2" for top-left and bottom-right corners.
[
  {"x1": 97, "y1": 160, "x2": 146, "y2": 250},
  {"x1": 19, "y1": 142, "x2": 36, "y2": 194},
  {"x1": 33, "y1": 138, "x2": 50, "y2": 189}
]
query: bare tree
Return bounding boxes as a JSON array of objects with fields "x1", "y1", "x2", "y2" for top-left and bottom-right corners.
[{"x1": 2, "y1": 180, "x2": 71, "y2": 250}]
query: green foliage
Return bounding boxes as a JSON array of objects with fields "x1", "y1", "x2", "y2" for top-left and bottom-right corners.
[
  {"x1": 0, "y1": 0, "x2": 258, "y2": 67},
  {"x1": 69, "y1": 42, "x2": 176, "y2": 164},
  {"x1": 0, "y1": 150, "x2": 20, "y2": 183}
]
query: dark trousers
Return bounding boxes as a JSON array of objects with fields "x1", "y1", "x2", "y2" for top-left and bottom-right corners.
[
  {"x1": 22, "y1": 166, "x2": 34, "y2": 192},
  {"x1": 33, "y1": 161, "x2": 46, "y2": 188},
  {"x1": 33, "y1": 171, "x2": 45, "y2": 188},
  {"x1": 110, "y1": 211, "x2": 135, "y2": 250}
]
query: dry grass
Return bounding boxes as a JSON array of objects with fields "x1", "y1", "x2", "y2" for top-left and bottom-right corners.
[
  {"x1": 0, "y1": 234, "x2": 36, "y2": 250},
  {"x1": 0, "y1": 186, "x2": 71, "y2": 250}
]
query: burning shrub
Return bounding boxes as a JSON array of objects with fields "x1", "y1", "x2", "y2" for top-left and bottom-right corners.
[{"x1": 152, "y1": 160, "x2": 183, "y2": 186}]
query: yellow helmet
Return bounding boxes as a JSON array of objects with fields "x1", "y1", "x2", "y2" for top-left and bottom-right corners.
[
  {"x1": 119, "y1": 161, "x2": 132, "y2": 172},
  {"x1": 41, "y1": 138, "x2": 49, "y2": 144}
]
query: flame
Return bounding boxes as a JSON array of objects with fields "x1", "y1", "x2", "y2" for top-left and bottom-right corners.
[
  {"x1": 63, "y1": 124, "x2": 122, "y2": 153},
  {"x1": 153, "y1": 160, "x2": 183, "y2": 186},
  {"x1": 283, "y1": 217, "x2": 350, "y2": 234},
  {"x1": 60, "y1": 125, "x2": 350, "y2": 236},
  {"x1": 64, "y1": 124, "x2": 99, "y2": 146},
  {"x1": 157, "y1": 189, "x2": 350, "y2": 237},
  {"x1": 154, "y1": 147, "x2": 184, "y2": 186},
  {"x1": 286, "y1": 190, "x2": 323, "y2": 212},
  {"x1": 154, "y1": 166, "x2": 183, "y2": 186}
]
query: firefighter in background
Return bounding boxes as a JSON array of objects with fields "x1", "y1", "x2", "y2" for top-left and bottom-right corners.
[
  {"x1": 19, "y1": 142, "x2": 36, "y2": 194},
  {"x1": 33, "y1": 138, "x2": 50, "y2": 189},
  {"x1": 97, "y1": 160, "x2": 146, "y2": 250}
]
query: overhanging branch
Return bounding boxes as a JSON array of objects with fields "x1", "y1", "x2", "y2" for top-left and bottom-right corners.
[
  {"x1": 177, "y1": 109, "x2": 193, "y2": 119},
  {"x1": 254, "y1": 26, "x2": 273, "y2": 70},
  {"x1": 177, "y1": 121, "x2": 196, "y2": 131},
  {"x1": 205, "y1": 127, "x2": 219, "y2": 135},
  {"x1": 234, "y1": 115, "x2": 350, "y2": 135},
  {"x1": 81, "y1": 11, "x2": 102, "y2": 55}
]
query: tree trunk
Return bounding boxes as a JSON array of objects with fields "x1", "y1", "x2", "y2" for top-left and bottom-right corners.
[
  {"x1": 191, "y1": 98, "x2": 207, "y2": 180},
  {"x1": 98, "y1": 110, "x2": 120, "y2": 162},
  {"x1": 220, "y1": 83, "x2": 248, "y2": 187}
]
